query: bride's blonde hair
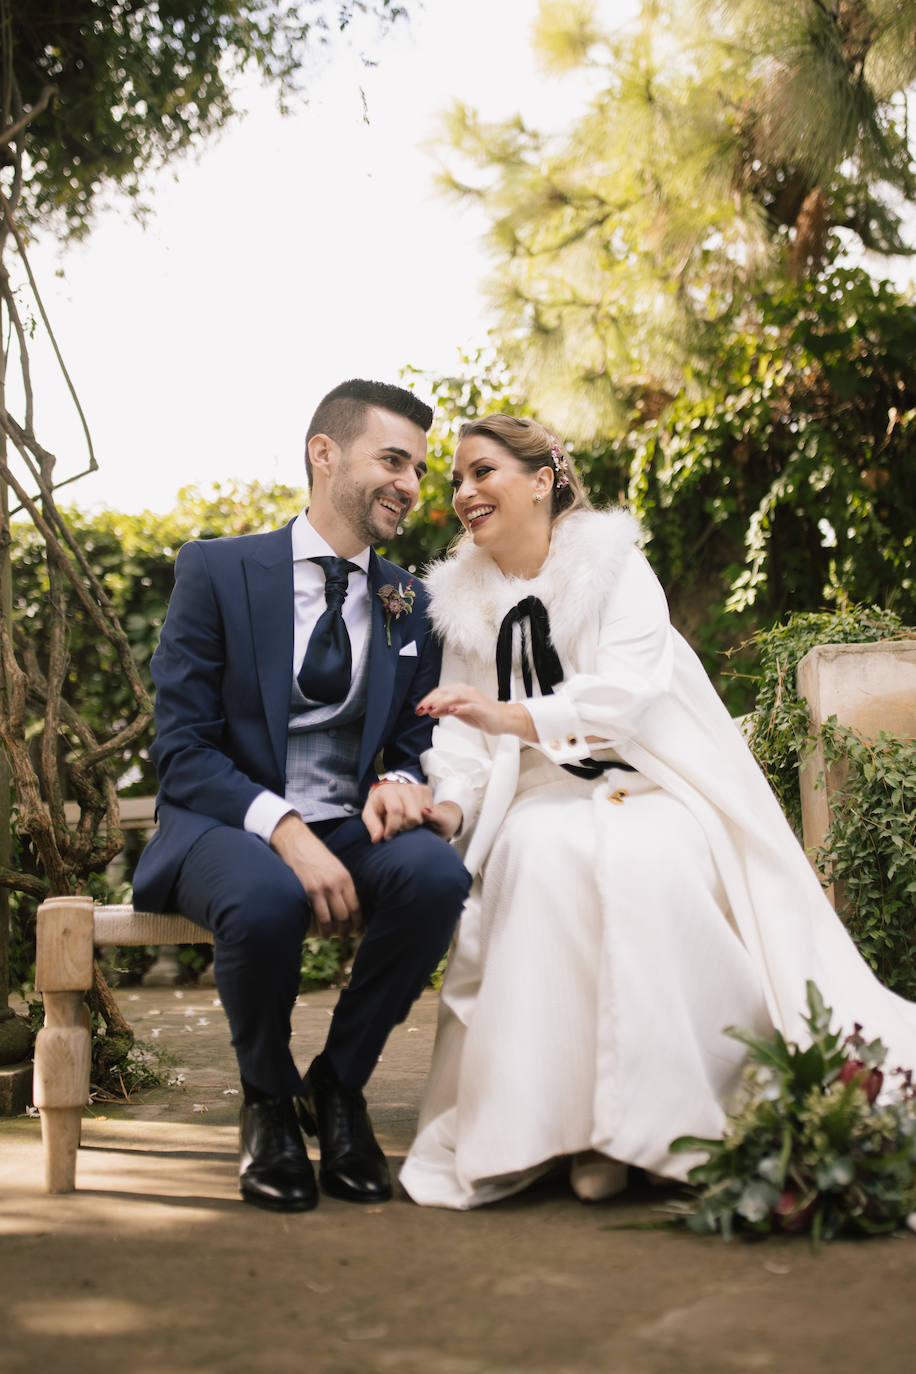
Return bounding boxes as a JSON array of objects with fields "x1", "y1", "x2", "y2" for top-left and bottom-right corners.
[{"x1": 455, "y1": 414, "x2": 591, "y2": 522}]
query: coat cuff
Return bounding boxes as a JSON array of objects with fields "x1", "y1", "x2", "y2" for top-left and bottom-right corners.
[
  {"x1": 524, "y1": 693, "x2": 594, "y2": 766},
  {"x1": 431, "y1": 778, "x2": 476, "y2": 839}
]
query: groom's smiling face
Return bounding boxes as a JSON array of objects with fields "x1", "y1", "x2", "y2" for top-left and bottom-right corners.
[{"x1": 327, "y1": 406, "x2": 428, "y2": 547}]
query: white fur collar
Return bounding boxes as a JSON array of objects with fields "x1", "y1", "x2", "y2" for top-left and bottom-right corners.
[{"x1": 424, "y1": 507, "x2": 642, "y2": 664}]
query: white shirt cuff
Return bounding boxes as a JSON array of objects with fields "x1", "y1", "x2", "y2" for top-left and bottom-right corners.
[{"x1": 244, "y1": 790, "x2": 297, "y2": 845}]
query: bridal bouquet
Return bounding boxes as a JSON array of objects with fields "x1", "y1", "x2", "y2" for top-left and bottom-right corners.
[{"x1": 670, "y1": 983, "x2": 916, "y2": 1245}]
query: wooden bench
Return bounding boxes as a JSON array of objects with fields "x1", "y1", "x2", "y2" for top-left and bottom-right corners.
[{"x1": 34, "y1": 896, "x2": 214, "y2": 1194}]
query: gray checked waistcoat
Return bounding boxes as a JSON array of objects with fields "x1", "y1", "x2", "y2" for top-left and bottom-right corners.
[{"x1": 284, "y1": 632, "x2": 371, "y2": 823}]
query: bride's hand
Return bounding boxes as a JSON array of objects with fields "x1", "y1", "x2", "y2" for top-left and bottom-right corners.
[
  {"x1": 416, "y1": 683, "x2": 536, "y2": 741},
  {"x1": 422, "y1": 800, "x2": 463, "y2": 840}
]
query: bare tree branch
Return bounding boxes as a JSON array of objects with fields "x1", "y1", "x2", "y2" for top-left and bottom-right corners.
[
  {"x1": 0, "y1": 89, "x2": 150, "y2": 952},
  {"x1": 0, "y1": 422, "x2": 151, "y2": 706},
  {"x1": 0, "y1": 866, "x2": 48, "y2": 900},
  {"x1": 0, "y1": 192, "x2": 96, "y2": 470},
  {"x1": 0, "y1": 83, "x2": 55, "y2": 151}
]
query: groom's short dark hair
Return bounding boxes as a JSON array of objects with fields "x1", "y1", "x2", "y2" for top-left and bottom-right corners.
[{"x1": 305, "y1": 379, "x2": 433, "y2": 485}]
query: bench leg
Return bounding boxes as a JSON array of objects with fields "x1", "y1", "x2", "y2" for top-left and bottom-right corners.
[
  {"x1": 34, "y1": 899, "x2": 95, "y2": 1194},
  {"x1": 40, "y1": 1109, "x2": 84, "y2": 1192},
  {"x1": 34, "y1": 990, "x2": 91, "y2": 1192}
]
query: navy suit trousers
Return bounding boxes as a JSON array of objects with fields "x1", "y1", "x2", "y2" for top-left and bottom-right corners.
[{"x1": 172, "y1": 816, "x2": 470, "y2": 1095}]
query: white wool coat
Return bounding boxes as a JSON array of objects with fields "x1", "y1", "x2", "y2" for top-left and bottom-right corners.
[{"x1": 421, "y1": 508, "x2": 916, "y2": 1067}]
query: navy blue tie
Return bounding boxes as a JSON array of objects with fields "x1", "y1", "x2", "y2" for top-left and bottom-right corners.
[{"x1": 297, "y1": 557, "x2": 361, "y2": 703}]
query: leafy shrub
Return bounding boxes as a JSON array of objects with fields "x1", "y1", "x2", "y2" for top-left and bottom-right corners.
[
  {"x1": 745, "y1": 605, "x2": 916, "y2": 999},
  {"x1": 300, "y1": 935, "x2": 353, "y2": 990},
  {"x1": 817, "y1": 724, "x2": 916, "y2": 998},
  {"x1": 744, "y1": 604, "x2": 909, "y2": 833},
  {"x1": 624, "y1": 269, "x2": 916, "y2": 690},
  {"x1": 298, "y1": 935, "x2": 446, "y2": 992}
]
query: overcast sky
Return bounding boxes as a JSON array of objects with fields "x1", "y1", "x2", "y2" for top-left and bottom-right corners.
[{"x1": 9, "y1": 1, "x2": 636, "y2": 515}]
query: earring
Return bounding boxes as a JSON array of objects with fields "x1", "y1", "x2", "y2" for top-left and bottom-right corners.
[{"x1": 534, "y1": 493, "x2": 544, "y2": 504}]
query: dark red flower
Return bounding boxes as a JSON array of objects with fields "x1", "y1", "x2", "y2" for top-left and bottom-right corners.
[
  {"x1": 773, "y1": 1189, "x2": 816, "y2": 1233},
  {"x1": 837, "y1": 1058, "x2": 884, "y2": 1104}
]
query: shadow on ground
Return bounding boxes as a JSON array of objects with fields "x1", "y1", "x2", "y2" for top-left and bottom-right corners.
[{"x1": 2, "y1": 986, "x2": 914, "y2": 1374}]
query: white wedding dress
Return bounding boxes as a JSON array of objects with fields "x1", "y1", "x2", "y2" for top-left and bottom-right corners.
[{"x1": 400, "y1": 510, "x2": 916, "y2": 1210}]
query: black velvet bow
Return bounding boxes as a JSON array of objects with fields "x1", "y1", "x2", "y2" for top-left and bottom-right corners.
[
  {"x1": 495, "y1": 597, "x2": 634, "y2": 780},
  {"x1": 496, "y1": 596, "x2": 562, "y2": 701}
]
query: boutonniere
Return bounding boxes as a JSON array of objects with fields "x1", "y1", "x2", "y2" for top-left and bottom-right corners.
[{"x1": 378, "y1": 578, "x2": 416, "y2": 646}]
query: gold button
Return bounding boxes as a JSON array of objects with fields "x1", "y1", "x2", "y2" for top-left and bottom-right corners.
[
  {"x1": 549, "y1": 739, "x2": 560, "y2": 750},
  {"x1": 567, "y1": 735, "x2": 578, "y2": 746},
  {"x1": 608, "y1": 789, "x2": 628, "y2": 805}
]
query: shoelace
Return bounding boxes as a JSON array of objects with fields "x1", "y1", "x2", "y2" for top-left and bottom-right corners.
[
  {"x1": 246, "y1": 1100, "x2": 303, "y2": 1163},
  {"x1": 328, "y1": 1086, "x2": 376, "y2": 1152}
]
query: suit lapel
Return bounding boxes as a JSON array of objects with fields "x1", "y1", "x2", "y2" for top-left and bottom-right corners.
[
  {"x1": 358, "y1": 551, "x2": 401, "y2": 777},
  {"x1": 241, "y1": 533, "x2": 412, "y2": 784},
  {"x1": 242, "y1": 523, "x2": 295, "y2": 782}
]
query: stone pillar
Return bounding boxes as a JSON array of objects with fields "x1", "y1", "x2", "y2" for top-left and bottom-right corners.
[{"x1": 797, "y1": 639, "x2": 916, "y2": 906}]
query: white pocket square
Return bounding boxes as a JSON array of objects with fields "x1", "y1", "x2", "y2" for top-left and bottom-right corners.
[{"x1": 399, "y1": 640, "x2": 418, "y2": 657}]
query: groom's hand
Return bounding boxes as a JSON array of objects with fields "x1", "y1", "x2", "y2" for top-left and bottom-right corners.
[
  {"x1": 269, "y1": 813, "x2": 362, "y2": 934},
  {"x1": 362, "y1": 781, "x2": 434, "y2": 843}
]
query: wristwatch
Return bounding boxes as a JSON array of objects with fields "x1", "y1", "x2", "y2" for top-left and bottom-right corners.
[{"x1": 375, "y1": 770, "x2": 420, "y2": 787}]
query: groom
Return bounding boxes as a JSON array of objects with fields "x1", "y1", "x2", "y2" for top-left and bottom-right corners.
[{"x1": 133, "y1": 378, "x2": 470, "y2": 1212}]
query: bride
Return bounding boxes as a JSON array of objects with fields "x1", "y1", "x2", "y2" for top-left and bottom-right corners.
[{"x1": 401, "y1": 412, "x2": 916, "y2": 1210}]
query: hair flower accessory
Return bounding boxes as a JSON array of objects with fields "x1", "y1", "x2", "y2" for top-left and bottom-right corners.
[
  {"x1": 378, "y1": 578, "x2": 415, "y2": 645},
  {"x1": 549, "y1": 440, "x2": 570, "y2": 490}
]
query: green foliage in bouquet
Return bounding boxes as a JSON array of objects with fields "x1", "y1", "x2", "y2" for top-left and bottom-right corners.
[{"x1": 670, "y1": 983, "x2": 916, "y2": 1245}]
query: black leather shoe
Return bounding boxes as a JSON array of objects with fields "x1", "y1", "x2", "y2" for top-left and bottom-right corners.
[
  {"x1": 296, "y1": 1054, "x2": 392, "y2": 1203},
  {"x1": 238, "y1": 1097, "x2": 318, "y2": 1212}
]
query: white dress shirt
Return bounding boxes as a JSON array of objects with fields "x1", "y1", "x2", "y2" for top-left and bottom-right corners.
[{"x1": 243, "y1": 511, "x2": 370, "y2": 843}]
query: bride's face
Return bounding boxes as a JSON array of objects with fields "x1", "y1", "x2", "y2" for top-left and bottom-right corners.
[{"x1": 450, "y1": 435, "x2": 553, "y2": 558}]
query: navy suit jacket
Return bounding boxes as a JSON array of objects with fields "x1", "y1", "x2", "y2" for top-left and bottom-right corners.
[{"x1": 132, "y1": 519, "x2": 441, "y2": 912}]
